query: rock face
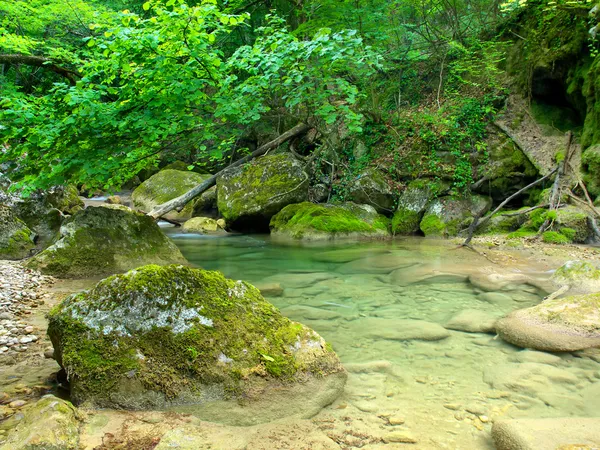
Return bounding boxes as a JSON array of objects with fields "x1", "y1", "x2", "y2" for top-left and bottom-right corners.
[
  {"x1": 496, "y1": 293, "x2": 600, "y2": 351},
  {"x1": 48, "y1": 265, "x2": 346, "y2": 422},
  {"x1": 0, "y1": 395, "x2": 80, "y2": 450},
  {"x1": 27, "y1": 205, "x2": 186, "y2": 278},
  {"x1": 420, "y1": 195, "x2": 492, "y2": 237},
  {"x1": 391, "y1": 180, "x2": 443, "y2": 235},
  {"x1": 132, "y1": 169, "x2": 212, "y2": 221},
  {"x1": 182, "y1": 217, "x2": 226, "y2": 234},
  {"x1": 347, "y1": 167, "x2": 395, "y2": 214},
  {"x1": 492, "y1": 418, "x2": 600, "y2": 450},
  {"x1": 217, "y1": 154, "x2": 308, "y2": 231},
  {"x1": 551, "y1": 260, "x2": 600, "y2": 294},
  {"x1": 0, "y1": 205, "x2": 35, "y2": 260},
  {"x1": 270, "y1": 202, "x2": 390, "y2": 241}
]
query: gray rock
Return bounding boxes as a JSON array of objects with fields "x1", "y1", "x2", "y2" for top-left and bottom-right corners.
[
  {"x1": 0, "y1": 205, "x2": 36, "y2": 260},
  {"x1": 551, "y1": 260, "x2": 600, "y2": 294},
  {"x1": 444, "y1": 309, "x2": 499, "y2": 333},
  {"x1": 347, "y1": 167, "x2": 395, "y2": 214},
  {"x1": 392, "y1": 179, "x2": 446, "y2": 235},
  {"x1": 420, "y1": 195, "x2": 492, "y2": 237}
]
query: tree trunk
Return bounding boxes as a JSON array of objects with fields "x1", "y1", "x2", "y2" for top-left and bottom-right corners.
[
  {"x1": 148, "y1": 123, "x2": 311, "y2": 219},
  {"x1": 0, "y1": 54, "x2": 80, "y2": 85}
]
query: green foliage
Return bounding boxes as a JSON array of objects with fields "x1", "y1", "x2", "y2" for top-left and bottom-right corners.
[{"x1": 542, "y1": 230, "x2": 571, "y2": 244}]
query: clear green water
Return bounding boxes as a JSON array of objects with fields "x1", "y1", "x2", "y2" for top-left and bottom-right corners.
[{"x1": 167, "y1": 231, "x2": 600, "y2": 449}]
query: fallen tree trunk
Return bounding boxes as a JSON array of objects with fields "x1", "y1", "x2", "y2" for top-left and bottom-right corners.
[
  {"x1": 0, "y1": 54, "x2": 81, "y2": 85},
  {"x1": 148, "y1": 123, "x2": 311, "y2": 219}
]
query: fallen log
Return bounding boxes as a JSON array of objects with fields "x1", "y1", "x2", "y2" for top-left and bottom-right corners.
[{"x1": 148, "y1": 123, "x2": 311, "y2": 219}]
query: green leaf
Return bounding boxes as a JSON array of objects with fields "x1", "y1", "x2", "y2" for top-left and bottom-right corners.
[
  {"x1": 142, "y1": 2, "x2": 151, "y2": 11},
  {"x1": 260, "y1": 353, "x2": 275, "y2": 362}
]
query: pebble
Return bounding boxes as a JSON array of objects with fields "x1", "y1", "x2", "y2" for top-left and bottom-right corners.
[
  {"x1": 384, "y1": 431, "x2": 418, "y2": 444},
  {"x1": 44, "y1": 348, "x2": 55, "y2": 359},
  {"x1": 388, "y1": 415, "x2": 406, "y2": 425},
  {"x1": 8, "y1": 400, "x2": 26, "y2": 409}
]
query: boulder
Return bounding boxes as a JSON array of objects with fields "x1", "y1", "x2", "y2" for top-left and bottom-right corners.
[
  {"x1": 48, "y1": 265, "x2": 346, "y2": 422},
  {"x1": 132, "y1": 169, "x2": 213, "y2": 221},
  {"x1": 477, "y1": 211, "x2": 524, "y2": 235},
  {"x1": 347, "y1": 167, "x2": 395, "y2": 214},
  {"x1": 182, "y1": 217, "x2": 226, "y2": 234},
  {"x1": 420, "y1": 195, "x2": 492, "y2": 237},
  {"x1": 492, "y1": 418, "x2": 600, "y2": 450},
  {"x1": 105, "y1": 195, "x2": 122, "y2": 205},
  {"x1": 217, "y1": 153, "x2": 309, "y2": 231},
  {"x1": 27, "y1": 205, "x2": 186, "y2": 278},
  {"x1": 391, "y1": 180, "x2": 444, "y2": 235},
  {"x1": 0, "y1": 205, "x2": 35, "y2": 260},
  {"x1": 551, "y1": 260, "x2": 600, "y2": 294},
  {"x1": 496, "y1": 293, "x2": 600, "y2": 351},
  {"x1": 356, "y1": 318, "x2": 450, "y2": 341},
  {"x1": 444, "y1": 309, "x2": 499, "y2": 333},
  {"x1": 0, "y1": 395, "x2": 80, "y2": 450},
  {"x1": 554, "y1": 206, "x2": 591, "y2": 243},
  {"x1": 270, "y1": 202, "x2": 390, "y2": 241}
]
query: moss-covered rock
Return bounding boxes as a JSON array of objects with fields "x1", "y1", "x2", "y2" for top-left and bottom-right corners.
[
  {"x1": 420, "y1": 195, "x2": 492, "y2": 237},
  {"x1": 48, "y1": 265, "x2": 345, "y2": 421},
  {"x1": 582, "y1": 144, "x2": 600, "y2": 197},
  {"x1": 555, "y1": 206, "x2": 590, "y2": 242},
  {"x1": 0, "y1": 205, "x2": 36, "y2": 260},
  {"x1": 132, "y1": 169, "x2": 213, "y2": 221},
  {"x1": 0, "y1": 395, "x2": 80, "y2": 450},
  {"x1": 347, "y1": 167, "x2": 395, "y2": 214},
  {"x1": 27, "y1": 205, "x2": 186, "y2": 278},
  {"x1": 496, "y1": 293, "x2": 600, "y2": 352},
  {"x1": 217, "y1": 154, "x2": 309, "y2": 231},
  {"x1": 182, "y1": 217, "x2": 226, "y2": 234},
  {"x1": 392, "y1": 179, "x2": 445, "y2": 235},
  {"x1": 478, "y1": 210, "x2": 524, "y2": 235},
  {"x1": 551, "y1": 260, "x2": 600, "y2": 294},
  {"x1": 270, "y1": 202, "x2": 390, "y2": 241}
]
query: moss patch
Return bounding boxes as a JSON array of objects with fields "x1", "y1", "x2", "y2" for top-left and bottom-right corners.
[{"x1": 0, "y1": 205, "x2": 36, "y2": 260}]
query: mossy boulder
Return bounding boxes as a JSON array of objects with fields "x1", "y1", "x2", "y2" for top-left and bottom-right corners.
[
  {"x1": 182, "y1": 217, "x2": 226, "y2": 234},
  {"x1": 27, "y1": 205, "x2": 186, "y2": 278},
  {"x1": 0, "y1": 395, "x2": 80, "y2": 450},
  {"x1": 132, "y1": 169, "x2": 213, "y2": 221},
  {"x1": 555, "y1": 206, "x2": 590, "y2": 242},
  {"x1": 477, "y1": 210, "x2": 524, "y2": 235},
  {"x1": 347, "y1": 167, "x2": 395, "y2": 214},
  {"x1": 496, "y1": 293, "x2": 600, "y2": 352},
  {"x1": 391, "y1": 179, "x2": 446, "y2": 235},
  {"x1": 582, "y1": 144, "x2": 600, "y2": 197},
  {"x1": 270, "y1": 202, "x2": 390, "y2": 241},
  {"x1": 420, "y1": 195, "x2": 492, "y2": 237},
  {"x1": 47, "y1": 265, "x2": 346, "y2": 423},
  {"x1": 551, "y1": 260, "x2": 600, "y2": 294},
  {"x1": 217, "y1": 153, "x2": 308, "y2": 231},
  {"x1": 0, "y1": 205, "x2": 36, "y2": 260}
]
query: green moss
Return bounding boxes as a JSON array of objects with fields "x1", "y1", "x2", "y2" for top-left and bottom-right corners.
[
  {"x1": 559, "y1": 227, "x2": 577, "y2": 241},
  {"x1": 0, "y1": 205, "x2": 36, "y2": 260},
  {"x1": 542, "y1": 231, "x2": 570, "y2": 244},
  {"x1": 507, "y1": 229, "x2": 537, "y2": 239},
  {"x1": 391, "y1": 208, "x2": 421, "y2": 235},
  {"x1": 420, "y1": 214, "x2": 447, "y2": 236}
]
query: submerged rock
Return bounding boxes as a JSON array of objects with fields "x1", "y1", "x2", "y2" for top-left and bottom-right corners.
[
  {"x1": 492, "y1": 418, "x2": 600, "y2": 450},
  {"x1": 444, "y1": 309, "x2": 499, "y2": 333},
  {"x1": 217, "y1": 153, "x2": 308, "y2": 231},
  {"x1": 132, "y1": 169, "x2": 213, "y2": 221},
  {"x1": 420, "y1": 195, "x2": 492, "y2": 237},
  {"x1": 270, "y1": 202, "x2": 390, "y2": 241},
  {"x1": 551, "y1": 260, "x2": 600, "y2": 294},
  {"x1": 392, "y1": 179, "x2": 445, "y2": 235},
  {"x1": 496, "y1": 293, "x2": 600, "y2": 351},
  {"x1": 27, "y1": 205, "x2": 186, "y2": 278},
  {"x1": 0, "y1": 395, "x2": 80, "y2": 450},
  {"x1": 48, "y1": 265, "x2": 345, "y2": 423},
  {"x1": 356, "y1": 318, "x2": 450, "y2": 341},
  {"x1": 347, "y1": 167, "x2": 395, "y2": 214},
  {"x1": 0, "y1": 205, "x2": 35, "y2": 260}
]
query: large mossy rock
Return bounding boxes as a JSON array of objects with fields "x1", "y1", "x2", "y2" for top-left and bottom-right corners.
[
  {"x1": 391, "y1": 180, "x2": 445, "y2": 235},
  {"x1": 132, "y1": 169, "x2": 213, "y2": 221},
  {"x1": 420, "y1": 195, "x2": 492, "y2": 237},
  {"x1": 27, "y1": 205, "x2": 186, "y2": 278},
  {"x1": 270, "y1": 202, "x2": 390, "y2": 241},
  {"x1": 48, "y1": 265, "x2": 346, "y2": 424},
  {"x1": 477, "y1": 211, "x2": 524, "y2": 235},
  {"x1": 496, "y1": 293, "x2": 600, "y2": 352},
  {"x1": 217, "y1": 153, "x2": 308, "y2": 231},
  {"x1": 347, "y1": 167, "x2": 395, "y2": 214},
  {"x1": 555, "y1": 206, "x2": 591, "y2": 243},
  {"x1": 0, "y1": 395, "x2": 80, "y2": 450},
  {"x1": 0, "y1": 205, "x2": 36, "y2": 260},
  {"x1": 551, "y1": 260, "x2": 600, "y2": 294}
]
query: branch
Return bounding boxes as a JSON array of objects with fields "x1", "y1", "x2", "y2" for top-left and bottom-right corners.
[{"x1": 0, "y1": 54, "x2": 81, "y2": 85}]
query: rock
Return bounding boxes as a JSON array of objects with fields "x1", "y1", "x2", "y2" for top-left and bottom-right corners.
[
  {"x1": 44, "y1": 348, "x2": 55, "y2": 359},
  {"x1": 496, "y1": 293, "x2": 600, "y2": 351},
  {"x1": 392, "y1": 179, "x2": 445, "y2": 235},
  {"x1": 254, "y1": 282, "x2": 284, "y2": 297},
  {"x1": 347, "y1": 167, "x2": 395, "y2": 214},
  {"x1": 47, "y1": 265, "x2": 346, "y2": 422},
  {"x1": 0, "y1": 395, "x2": 80, "y2": 450},
  {"x1": 270, "y1": 202, "x2": 390, "y2": 241},
  {"x1": 105, "y1": 195, "x2": 122, "y2": 205},
  {"x1": 420, "y1": 195, "x2": 492, "y2": 237},
  {"x1": 310, "y1": 183, "x2": 329, "y2": 203},
  {"x1": 444, "y1": 309, "x2": 499, "y2": 333},
  {"x1": 478, "y1": 212, "x2": 524, "y2": 235},
  {"x1": 132, "y1": 169, "x2": 213, "y2": 221},
  {"x1": 357, "y1": 318, "x2": 450, "y2": 341},
  {"x1": 27, "y1": 205, "x2": 186, "y2": 278},
  {"x1": 492, "y1": 418, "x2": 600, "y2": 450},
  {"x1": 0, "y1": 206, "x2": 35, "y2": 260},
  {"x1": 260, "y1": 272, "x2": 336, "y2": 289},
  {"x1": 551, "y1": 260, "x2": 600, "y2": 294},
  {"x1": 8, "y1": 400, "x2": 26, "y2": 409},
  {"x1": 280, "y1": 305, "x2": 341, "y2": 321},
  {"x1": 383, "y1": 431, "x2": 417, "y2": 444},
  {"x1": 508, "y1": 350, "x2": 562, "y2": 365},
  {"x1": 182, "y1": 217, "x2": 226, "y2": 234},
  {"x1": 217, "y1": 153, "x2": 309, "y2": 231},
  {"x1": 483, "y1": 362, "x2": 578, "y2": 395},
  {"x1": 478, "y1": 291, "x2": 514, "y2": 307},
  {"x1": 554, "y1": 206, "x2": 591, "y2": 243}
]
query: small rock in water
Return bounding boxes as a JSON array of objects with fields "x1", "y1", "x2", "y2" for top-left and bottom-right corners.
[
  {"x1": 388, "y1": 415, "x2": 406, "y2": 425},
  {"x1": 384, "y1": 431, "x2": 417, "y2": 444}
]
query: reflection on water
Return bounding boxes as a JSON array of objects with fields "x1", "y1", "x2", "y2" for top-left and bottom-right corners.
[{"x1": 168, "y1": 232, "x2": 600, "y2": 448}]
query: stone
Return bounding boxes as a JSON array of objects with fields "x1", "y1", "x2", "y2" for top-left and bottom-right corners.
[
  {"x1": 383, "y1": 431, "x2": 417, "y2": 444},
  {"x1": 420, "y1": 195, "x2": 492, "y2": 237},
  {"x1": 347, "y1": 167, "x2": 395, "y2": 214},
  {"x1": 0, "y1": 395, "x2": 80, "y2": 450},
  {"x1": 27, "y1": 205, "x2": 186, "y2": 278},
  {"x1": 270, "y1": 202, "x2": 390, "y2": 241},
  {"x1": 483, "y1": 363, "x2": 578, "y2": 396},
  {"x1": 47, "y1": 265, "x2": 346, "y2": 424},
  {"x1": 182, "y1": 217, "x2": 226, "y2": 234},
  {"x1": 496, "y1": 293, "x2": 600, "y2": 352},
  {"x1": 217, "y1": 153, "x2": 308, "y2": 231},
  {"x1": 357, "y1": 318, "x2": 450, "y2": 341},
  {"x1": 478, "y1": 291, "x2": 514, "y2": 307},
  {"x1": 254, "y1": 282, "x2": 284, "y2": 297},
  {"x1": 8, "y1": 400, "x2": 26, "y2": 409},
  {"x1": 555, "y1": 206, "x2": 591, "y2": 243},
  {"x1": 132, "y1": 169, "x2": 213, "y2": 221},
  {"x1": 105, "y1": 195, "x2": 122, "y2": 205},
  {"x1": 492, "y1": 418, "x2": 600, "y2": 450},
  {"x1": 392, "y1": 179, "x2": 446, "y2": 235},
  {"x1": 444, "y1": 309, "x2": 499, "y2": 333},
  {"x1": 0, "y1": 205, "x2": 36, "y2": 260},
  {"x1": 551, "y1": 260, "x2": 600, "y2": 294}
]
